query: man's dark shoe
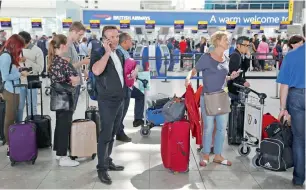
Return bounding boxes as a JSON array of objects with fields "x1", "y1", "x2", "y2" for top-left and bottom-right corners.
[
  {"x1": 98, "y1": 171, "x2": 112, "y2": 185},
  {"x1": 133, "y1": 119, "x2": 144, "y2": 127},
  {"x1": 116, "y1": 134, "x2": 132, "y2": 142},
  {"x1": 109, "y1": 162, "x2": 124, "y2": 171}
]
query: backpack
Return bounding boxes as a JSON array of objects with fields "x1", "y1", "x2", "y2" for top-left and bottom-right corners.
[
  {"x1": 0, "y1": 51, "x2": 13, "y2": 93},
  {"x1": 273, "y1": 47, "x2": 278, "y2": 57},
  {"x1": 256, "y1": 119, "x2": 293, "y2": 171},
  {"x1": 87, "y1": 47, "x2": 105, "y2": 100}
]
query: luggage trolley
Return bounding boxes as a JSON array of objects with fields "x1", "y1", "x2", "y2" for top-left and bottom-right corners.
[{"x1": 232, "y1": 83, "x2": 267, "y2": 157}]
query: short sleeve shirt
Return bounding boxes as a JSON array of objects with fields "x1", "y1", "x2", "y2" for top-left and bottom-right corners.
[
  {"x1": 195, "y1": 53, "x2": 229, "y2": 94},
  {"x1": 63, "y1": 43, "x2": 82, "y2": 85}
]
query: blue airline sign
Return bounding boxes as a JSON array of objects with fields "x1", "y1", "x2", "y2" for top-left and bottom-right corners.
[{"x1": 82, "y1": 10, "x2": 288, "y2": 26}]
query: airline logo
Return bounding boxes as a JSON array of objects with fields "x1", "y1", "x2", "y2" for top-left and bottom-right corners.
[{"x1": 93, "y1": 14, "x2": 151, "y2": 21}]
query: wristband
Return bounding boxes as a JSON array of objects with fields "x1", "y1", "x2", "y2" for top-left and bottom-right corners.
[{"x1": 280, "y1": 108, "x2": 286, "y2": 111}]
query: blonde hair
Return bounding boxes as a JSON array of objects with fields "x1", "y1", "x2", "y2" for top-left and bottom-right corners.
[
  {"x1": 48, "y1": 34, "x2": 67, "y2": 72},
  {"x1": 210, "y1": 31, "x2": 228, "y2": 48}
]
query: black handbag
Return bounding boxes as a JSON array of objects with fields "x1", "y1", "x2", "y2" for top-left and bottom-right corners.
[
  {"x1": 50, "y1": 82, "x2": 76, "y2": 112},
  {"x1": 27, "y1": 75, "x2": 41, "y2": 89}
]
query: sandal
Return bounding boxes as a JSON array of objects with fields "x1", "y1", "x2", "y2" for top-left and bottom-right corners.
[{"x1": 213, "y1": 159, "x2": 232, "y2": 166}]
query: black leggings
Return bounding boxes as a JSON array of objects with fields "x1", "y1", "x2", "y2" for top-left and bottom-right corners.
[{"x1": 53, "y1": 110, "x2": 73, "y2": 156}]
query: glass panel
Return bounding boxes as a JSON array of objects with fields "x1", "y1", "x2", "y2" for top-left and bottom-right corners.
[
  {"x1": 262, "y1": 4, "x2": 272, "y2": 9},
  {"x1": 238, "y1": 3, "x2": 249, "y2": 9},
  {"x1": 273, "y1": 3, "x2": 285, "y2": 9},
  {"x1": 215, "y1": 4, "x2": 226, "y2": 9},
  {"x1": 226, "y1": 4, "x2": 237, "y2": 9},
  {"x1": 250, "y1": 4, "x2": 260, "y2": 9}
]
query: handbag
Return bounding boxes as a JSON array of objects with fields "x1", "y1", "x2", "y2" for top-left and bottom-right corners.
[
  {"x1": 204, "y1": 90, "x2": 231, "y2": 116},
  {"x1": 27, "y1": 75, "x2": 41, "y2": 89},
  {"x1": 162, "y1": 96, "x2": 186, "y2": 123},
  {"x1": 50, "y1": 82, "x2": 76, "y2": 112}
]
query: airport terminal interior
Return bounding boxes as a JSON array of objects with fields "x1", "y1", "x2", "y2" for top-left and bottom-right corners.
[
  {"x1": 0, "y1": 72, "x2": 300, "y2": 189},
  {"x1": 0, "y1": 0, "x2": 305, "y2": 189}
]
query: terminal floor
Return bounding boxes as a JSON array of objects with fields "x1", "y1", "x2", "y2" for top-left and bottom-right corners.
[{"x1": 0, "y1": 71, "x2": 300, "y2": 189}]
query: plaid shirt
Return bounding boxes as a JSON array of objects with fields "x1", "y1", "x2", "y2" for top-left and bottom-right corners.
[{"x1": 117, "y1": 45, "x2": 130, "y2": 60}]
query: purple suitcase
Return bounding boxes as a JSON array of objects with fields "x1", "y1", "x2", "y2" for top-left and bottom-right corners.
[
  {"x1": 8, "y1": 84, "x2": 38, "y2": 166},
  {"x1": 9, "y1": 122, "x2": 38, "y2": 165}
]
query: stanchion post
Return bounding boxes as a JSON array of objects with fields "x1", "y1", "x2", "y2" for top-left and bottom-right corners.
[
  {"x1": 196, "y1": 72, "x2": 200, "y2": 89},
  {"x1": 271, "y1": 58, "x2": 280, "y2": 99},
  {"x1": 162, "y1": 55, "x2": 170, "y2": 83}
]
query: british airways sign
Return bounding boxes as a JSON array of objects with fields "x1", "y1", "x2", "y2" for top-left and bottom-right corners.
[{"x1": 82, "y1": 10, "x2": 288, "y2": 26}]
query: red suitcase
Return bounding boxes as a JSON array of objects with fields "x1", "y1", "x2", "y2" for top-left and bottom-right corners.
[{"x1": 161, "y1": 120, "x2": 190, "y2": 173}]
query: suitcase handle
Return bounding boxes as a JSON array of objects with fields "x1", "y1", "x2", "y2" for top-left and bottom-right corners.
[{"x1": 73, "y1": 119, "x2": 91, "y2": 122}]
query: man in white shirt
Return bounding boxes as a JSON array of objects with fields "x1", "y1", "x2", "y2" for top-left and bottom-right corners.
[{"x1": 91, "y1": 26, "x2": 131, "y2": 185}]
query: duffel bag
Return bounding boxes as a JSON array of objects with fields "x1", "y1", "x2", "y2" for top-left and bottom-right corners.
[{"x1": 162, "y1": 97, "x2": 186, "y2": 123}]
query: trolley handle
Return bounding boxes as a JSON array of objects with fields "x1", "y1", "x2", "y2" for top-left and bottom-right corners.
[
  {"x1": 136, "y1": 77, "x2": 148, "y2": 89},
  {"x1": 233, "y1": 83, "x2": 267, "y2": 101}
]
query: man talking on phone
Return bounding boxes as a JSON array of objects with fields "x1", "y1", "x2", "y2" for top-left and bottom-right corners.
[
  {"x1": 228, "y1": 36, "x2": 251, "y2": 102},
  {"x1": 91, "y1": 26, "x2": 127, "y2": 185}
]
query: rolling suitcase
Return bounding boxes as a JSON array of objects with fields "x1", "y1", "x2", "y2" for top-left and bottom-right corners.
[
  {"x1": 161, "y1": 120, "x2": 190, "y2": 173},
  {"x1": 85, "y1": 92, "x2": 101, "y2": 142},
  {"x1": 228, "y1": 102, "x2": 245, "y2": 145},
  {"x1": 70, "y1": 119, "x2": 97, "y2": 160},
  {"x1": 0, "y1": 97, "x2": 5, "y2": 145},
  {"x1": 25, "y1": 81, "x2": 52, "y2": 148},
  {"x1": 9, "y1": 84, "x2": 38, "y2": 166}
]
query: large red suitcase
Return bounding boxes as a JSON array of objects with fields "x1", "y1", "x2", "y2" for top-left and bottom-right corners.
[{"x1": 161, "y1": 120, "x2": 190, "y2": 173}]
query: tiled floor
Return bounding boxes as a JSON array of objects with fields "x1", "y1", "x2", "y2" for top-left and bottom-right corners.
[{"x1": 0, "y1": 71, "x2": 302, "y2": 189}]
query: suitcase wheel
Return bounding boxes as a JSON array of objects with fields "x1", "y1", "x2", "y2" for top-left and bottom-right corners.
[
  {"x1": 70, "y1": 156, "x2": 78, "y2": 160},
  {"x1": 238, "y1": 144, "x2": 251, "y2": 156},
  {"x1": 91, "y1": 153, "x2": 96, "y2": 160},
  {"x1": 10, "y1": 161, "x2": 15, "y2": 167},
  {"x1": 140, "y1": 127, "x2": 151, "y2": 137},
  {"x1": 252, "y1": 154, "x2": 260, "y2": 168},
  {"x1": 31, "y1": 159, "x2": 36, "y2": 165}
]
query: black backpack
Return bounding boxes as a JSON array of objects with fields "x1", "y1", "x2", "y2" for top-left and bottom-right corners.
[
  {"x1": 0, "y1": 51, "x2": 13, "y2": 93},
  {"x1": 256, "y1": 119, "x2": 293, "y2": 171}
]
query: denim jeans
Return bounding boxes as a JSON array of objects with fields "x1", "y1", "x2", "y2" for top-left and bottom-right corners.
[
  {"x1": 287, "y1": 88, "x2": 305, "y2": 185},
  {"x1": 17, "y1": 87, "x2": 38, "y2": 122},
  {"x1": 200, "y1": 95, "x2": 229, "y2": 155}
]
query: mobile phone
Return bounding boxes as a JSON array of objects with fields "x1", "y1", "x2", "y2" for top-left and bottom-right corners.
[{"x1": 237, "y1": 69, "x2": 243, "y2": 73}]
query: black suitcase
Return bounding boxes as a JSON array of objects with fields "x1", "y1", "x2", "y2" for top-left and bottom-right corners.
[
  {"x1": 0, "y1": 97, "x2": 6, "y2": 145},
  {"x1": 85, "y1": 92, "x2": 101, "y2": 142},
  {"x1": 228, "y1": 102, "x2": 245, "y2": 145},
  {"x1": 25, "y1": 81, "x2": 52, "y2": 148}
]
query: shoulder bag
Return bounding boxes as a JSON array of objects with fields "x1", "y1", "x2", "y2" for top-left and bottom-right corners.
[
  {"x1": 204, "y1": 90, "x2": 231, "y2": 116},
  {"x1": 50, "y1": 82, "x2": 76, "y2": 112}
]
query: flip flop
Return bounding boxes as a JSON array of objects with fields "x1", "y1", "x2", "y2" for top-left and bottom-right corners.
[
  {"x1": 213, "y1": 159, "x2": 232, "y2": 166},
  {"x1": 199, "y1": 159, "x2": 209, "y2": 167}
]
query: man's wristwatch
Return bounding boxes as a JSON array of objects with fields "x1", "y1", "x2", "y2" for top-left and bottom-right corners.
[{"x1": 280, "y1": 108, "x2": 287, "y2": 111}]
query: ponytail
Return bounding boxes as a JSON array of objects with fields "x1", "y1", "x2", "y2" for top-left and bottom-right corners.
[
  {"x1": 47, "y1": 40, "x2": 56, "y2": 72},
  {"x1": 47, "y1": 34, "x2": 67, "y2": 72}
]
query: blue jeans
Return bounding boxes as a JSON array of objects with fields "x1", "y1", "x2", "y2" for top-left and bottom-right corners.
[
  {"x1": 200, "y1": 95, "x2": 229, "y2": 155},
  {"x1": 287, "y1": 88, "x2": 305, "y2": 185},
  {"x1": 17, "y1": 87, "x2": 38, "y2": 122}
]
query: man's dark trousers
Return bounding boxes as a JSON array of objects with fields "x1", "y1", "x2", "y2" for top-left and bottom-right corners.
[
  {"x1": 96, "y1": 99, "x2": 124, "y2": 171},
  {"x1": 116, "y1": 88, "x2": 131, "y2": 136},
  {"x1": 116, "y1": 86, "x2": 144, "y2": 136},
  {"x1": 287, "y1": 88, "x2": 305, "y2": 185}
]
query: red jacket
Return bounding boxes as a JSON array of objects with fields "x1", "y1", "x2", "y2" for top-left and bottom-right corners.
[{"x1": 185, "y1": 85, "x2": 202, "y2": 145}]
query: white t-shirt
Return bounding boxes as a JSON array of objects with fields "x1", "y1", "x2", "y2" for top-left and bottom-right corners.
[{"x1": 110, "y1": 51, "x2": 124, "y2": 87}]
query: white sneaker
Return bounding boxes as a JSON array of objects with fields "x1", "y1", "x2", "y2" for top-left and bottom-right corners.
[
  {"x1": 59, "y1": 156, "x2": 80, "y2": 167},
  {"x1": 56, "y1": 156, "x2": 61, "y2": 160}
]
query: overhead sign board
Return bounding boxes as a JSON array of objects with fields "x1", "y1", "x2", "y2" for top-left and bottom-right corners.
[
  {"x1": 31, "y1": 19, "x2": 42, "y2": 29},
  {"x1": 198, "y1": 21, "x2": 208, "y2": 30},
  {"x1": 120, "y1": 20, "x2": 130, "y2": 29},
  {"x1": 174, "y1": 20, "x2": 184, "y2": 30},
  {"x1": 0, "y1": 18, "x2": 12, "y2": 28},
  {"x1": 251, "y1": 21, "x2": 261, "y2": 30},
  {"x1": 62, "y1": 19, "x2": 73, "y2": 29},
  {"x1": 226, "y1": 21, "x2": 236, "y2": 31},
  {"x1": 145, "y1": 20, "x2": 155, "y2": 29},
  {"x1": 90, "y1": 20, "x2": 100, "y2": 29}
]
